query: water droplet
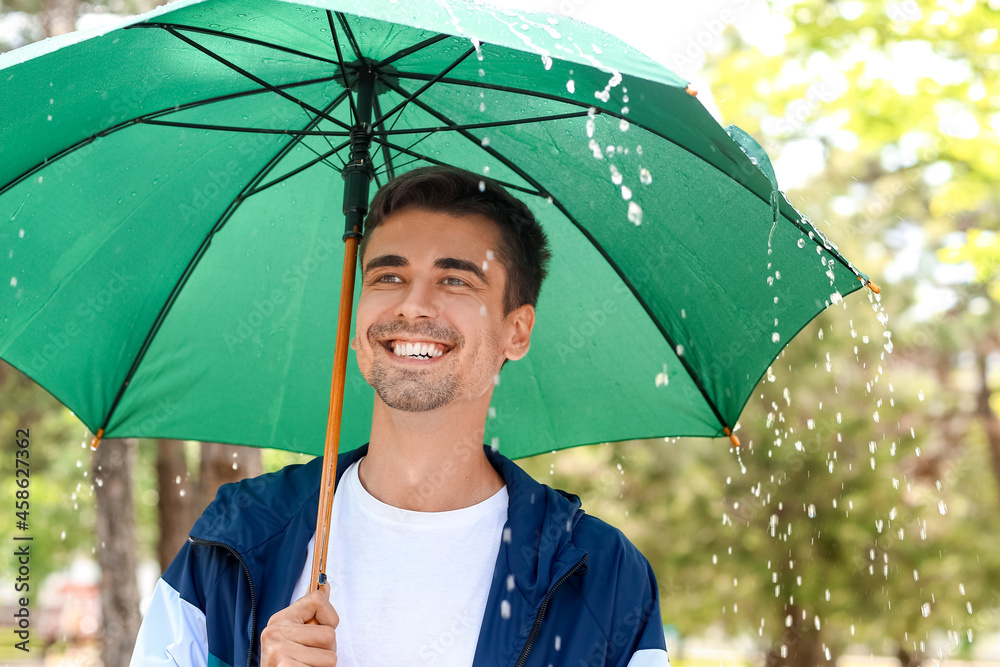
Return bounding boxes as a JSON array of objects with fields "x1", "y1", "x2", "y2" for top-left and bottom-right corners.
[
  {"x1": 772, "y1": 332, "x2": 781, "y2": 343},
  {"x1": 609, "y1": 165, "x2": 623, "y2": 185},
  {"x1": 619, "y1": 119, "x2": 630, "y2": 132},
  {"x1": 627, "y1": 202, "x2": 643, "y2": 226},
  {"x1": 507, "y1": 574, "x2": 515, "y2": 591},
  {"x1": 655, "y1": 364, "x2": 669, "y2": 387},
  {"x1": 478, "y1": 180, "x2": 486, "y2": 192},
  {"x1": 500, "y1": 600, "x2": 511, "y2": 618},
  {"x1": 9, "y1": 277, "x2": 17, "y2": 287},
  {"x1": 807, "y1": 504, "x2": 816, "y2": 518},
  {"x1": 621, "y1": 185, "x2": 632, "y2": 200},
  {"x1": 554, "y1": 636, "x2": 562, "y2": 651},
  {"x1": 797, "y1": 238, "x2": 806, "y2": 248},
  {"x1": 541, "y1": 54, "x2": 552, "y2": 70},
  {"x1": 588, "y1": 139, "x2": 603, "y2": 159},
  {"x1": 471, "y1": 38, "x2": 483, "y2": 60},
  {"x1": 566, "y1": 79, "x2": 575, "y2": 93},
  {"x1": 938, "y1": 500, "x2": 948, "y2": 515},
  {"x1": 921, "y1": 603, "x2": 931, "y2": 617},
  {"x1": 639, "y1": 168, "x2": 652, "y2": 185},
  {"x1": 480, "y1": 137, "x2": 490, "y2": 147}
]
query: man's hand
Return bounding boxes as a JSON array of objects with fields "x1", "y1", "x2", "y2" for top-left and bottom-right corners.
[{"x1": 260, "y1": 587, "x2": 339, "y2": 666}]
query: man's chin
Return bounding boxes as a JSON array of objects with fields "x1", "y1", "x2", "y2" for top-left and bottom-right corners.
[{"x1": 373, "y1": 376, "x2": 458, "y2": 413}]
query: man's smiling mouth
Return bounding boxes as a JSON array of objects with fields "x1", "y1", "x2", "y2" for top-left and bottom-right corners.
[{"x1": 388, "y1": 340, "x2": 448, "y2": 359}]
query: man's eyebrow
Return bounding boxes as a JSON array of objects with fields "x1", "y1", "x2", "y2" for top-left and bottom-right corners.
[
  {"x1": 435, "y1": 257, "x2": 489, "y2": 284},
  {"x1": 364, "y1": 254, "x2": 408, "y2": 274}
]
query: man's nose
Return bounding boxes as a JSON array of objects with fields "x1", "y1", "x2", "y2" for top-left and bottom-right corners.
[{"x1": 394, "y1": 278, "x2": 440, "y2": 320}]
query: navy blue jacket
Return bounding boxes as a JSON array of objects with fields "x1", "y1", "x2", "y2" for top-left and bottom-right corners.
[{"x1": 130, "y1": 445, "x2": 669, "y2": 667}]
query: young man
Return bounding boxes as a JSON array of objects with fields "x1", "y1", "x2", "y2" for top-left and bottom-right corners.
[{"x1": 130, "y1": 166, "x2": 669, "y2": 667}]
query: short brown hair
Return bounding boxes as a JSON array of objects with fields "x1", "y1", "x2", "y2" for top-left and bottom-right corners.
[{"x1": 361, "y1": 166, "x2": 551, "y2": 314}]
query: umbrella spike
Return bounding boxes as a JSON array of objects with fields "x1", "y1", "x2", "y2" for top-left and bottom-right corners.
[
  {"x1": 90, "y1": 428, "x2": 104, "y2": 450},
  {"x1": 723, "y1": 427, "x2": 740, "y2": 449},
  {"x1": 862, "y1": 276, "x2": 882, "y2": 294}
]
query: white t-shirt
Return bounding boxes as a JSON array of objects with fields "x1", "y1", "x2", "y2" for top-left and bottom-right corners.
[{"x1": 289, "y1": 460, "x2": 508, "y2": 666}]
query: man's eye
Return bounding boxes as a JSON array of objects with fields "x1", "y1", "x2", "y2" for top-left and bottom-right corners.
[
  {"x1": 443, "y1": 277, "x2": 468, "y2": 287},
  {"x1": 374, "y1": 274, "x2": 402, "y2": 283}
]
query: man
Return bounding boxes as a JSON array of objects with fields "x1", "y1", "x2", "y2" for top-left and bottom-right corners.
[{"x1": 130, "y1": 166, "x2": 669, "y2": 667}]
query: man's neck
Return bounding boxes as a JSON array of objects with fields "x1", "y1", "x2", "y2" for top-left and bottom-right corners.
[{"x1": 359, "y1": 397, "x2": 505, "y2": 512}]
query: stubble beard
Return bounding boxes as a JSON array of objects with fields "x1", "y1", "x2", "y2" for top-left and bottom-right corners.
[{"x1": 363, "y1": 320, "x2": 466, "y2": 413}]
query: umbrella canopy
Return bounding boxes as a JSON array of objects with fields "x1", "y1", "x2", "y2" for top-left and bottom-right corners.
[{"x1": 0, "y1": 0, "x2": 873, "y2": 459}]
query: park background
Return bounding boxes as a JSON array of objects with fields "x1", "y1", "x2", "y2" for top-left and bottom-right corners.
[{"x1": 1, "y1": 0, "x2": 998, "y2": 665}]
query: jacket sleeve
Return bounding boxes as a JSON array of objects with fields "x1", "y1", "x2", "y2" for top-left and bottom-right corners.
[
  {"x1": 129, "y1": 578, "x2": 209, "y2": 666},
  {"x1": 129, "y1": 541, "x2": 209, "y2": 667},
  {"x1": 620, "y1": 558, "x2": 670, "y2": 667}
]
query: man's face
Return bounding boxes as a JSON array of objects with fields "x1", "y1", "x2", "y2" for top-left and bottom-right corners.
[{"x1": 353, "y1": 206, "x2": 533, "y2": 412}]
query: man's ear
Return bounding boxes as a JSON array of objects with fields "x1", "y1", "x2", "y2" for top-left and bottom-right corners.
[{"x1": 503, "y1": 304, "x2": 535, "y2": 362}]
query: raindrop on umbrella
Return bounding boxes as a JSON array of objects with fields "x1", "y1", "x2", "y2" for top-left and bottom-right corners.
[{"x1": 627, "y1": 202, "x2": 642, "y2": 226}]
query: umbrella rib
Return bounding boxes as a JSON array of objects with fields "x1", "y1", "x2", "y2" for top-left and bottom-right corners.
[
  {"x1": 378, "y1": 33, "x2": 451, "y2": 68},
  {"x1": 94, "y1": 96, "x2": 347, "y2": 438},
  {"x1": 328, "y1": 11, "x2": 358, "y2": 124},
  {"x1": 371, "y1": 47, "x2": 477, "y2": 128},
  {"x1": 374, "y1": 154, "x2": 422, "y2": 177},
  {"x1": 164, "y1": 27, "x2": 352, "y2": 132},
  {"x1": 384, "y1": 78, "x2": 740, "y2": 437},
  {"x1": 374, "y1": 138, "x2": 541, "y2": 198},
  {"x1": 138, "y1": 119, "x2": 352, "y2": 136},
  {"x1": 377, "y1": 111, "x2": 592, "y2": 135},
  {"x1": 372, "y1": 129, "x2": 434, "y2": 179},
  {"x1": 245, "y1": 140, "x2": 350, "y2": 197},
  {"x1": 127, "y1": 22, "x2": 340, "y2": 65},
  {"x1": 335, "y1": 12, "x2": 364, "y2": 62}
]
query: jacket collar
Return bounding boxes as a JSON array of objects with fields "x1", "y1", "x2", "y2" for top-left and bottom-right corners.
[{"x1": 191, "y1": 443, "x2": 588, "y2": 608}]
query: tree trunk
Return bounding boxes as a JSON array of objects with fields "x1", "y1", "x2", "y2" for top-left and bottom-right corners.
[
  {"x1": 764, "y1": 605, "x2": 833, "y2": 667},
  {"x1": 93, "y1": 438, "x2": 141, "y2": 667},
  {"x1": 898, "y1": 646, "x2": 926, "y2": 667},
  {"x1": 196, "y1": 442, "x2": 263, "y2": 516},
  {"x1": 43, "y1": 0, "x2": 79, "y2": 36},
  {"x1": 975, "y1": 350, "x2": 1000, "y2": 509},
  {"x1": 156, "y1": 439, "x2": 195, "y2": 572}
]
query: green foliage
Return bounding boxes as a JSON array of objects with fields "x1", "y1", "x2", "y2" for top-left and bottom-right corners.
[{"x1": 0, "y1": 362, "x2": 97, "y2": 587}]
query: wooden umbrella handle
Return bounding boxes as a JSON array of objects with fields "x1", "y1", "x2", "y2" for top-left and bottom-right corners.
[{"x1": 310, "y1": 234, "x2": 360, "y2": 593}]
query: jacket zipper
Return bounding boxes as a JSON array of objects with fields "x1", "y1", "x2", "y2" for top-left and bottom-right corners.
[
  {"x1": 190, "y1": 537, "x2": 258, "y2": 667},
  {"x1": 513, "y1": 554, "x2": 588, "y2": 667}
]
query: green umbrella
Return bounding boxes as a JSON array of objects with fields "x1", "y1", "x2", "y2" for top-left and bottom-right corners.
[{"x1": 0, "y1": 0, "x2": 874, "y2": 464}]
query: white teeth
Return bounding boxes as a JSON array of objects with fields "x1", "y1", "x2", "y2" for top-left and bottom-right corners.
[{"x1": 391, "y1": 341, "x2": 444, "y2": 359}]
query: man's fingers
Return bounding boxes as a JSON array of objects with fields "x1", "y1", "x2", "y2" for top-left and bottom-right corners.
[
  {"x1": 260, "y1": 622, "x2": 337, "y2": 651},
  {"x1": 260, "y1": 631, "x2": 337, "y2": 666},
  {"x1": 268, "y1": 588, "x2": 340, "y2": 628},
  {"x1": 260, "y1": 588, "x2": 338, "y2": 667}
]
